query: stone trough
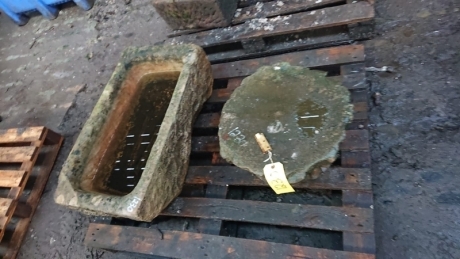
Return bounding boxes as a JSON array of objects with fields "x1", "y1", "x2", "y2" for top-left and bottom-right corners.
[{"x1": 55, "y1": 45, "x2": 213, "y2": 221}]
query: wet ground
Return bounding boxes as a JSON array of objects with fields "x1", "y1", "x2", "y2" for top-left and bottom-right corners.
[
  {"x1": 367, "y1": 1, "x2": 460, "y2": 258},
  {"x1": 0, "y1": 0, "x2": 459, "y2": 258}
]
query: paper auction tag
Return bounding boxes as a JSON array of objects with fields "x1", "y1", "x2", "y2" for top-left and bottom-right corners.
[{"x1": 263, "y1": 162, "x2": 295, "y2": 194}]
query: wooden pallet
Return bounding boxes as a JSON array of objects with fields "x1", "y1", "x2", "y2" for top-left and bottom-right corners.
[
  {"x1": 84, "y1": 44, "x2": 376, "y2": 259},
  {"x1": 0, "y1": 127, "x2": 63, "y2": 259},
  {"x1": 167, "y1": 0, "x2": 375, "y2": 63}
]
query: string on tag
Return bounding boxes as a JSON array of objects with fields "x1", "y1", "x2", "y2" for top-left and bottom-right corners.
[
  {"x1": 255, "y1": 132, "x2": 295, "y2": 194},
  {"x1": 263, "y1": 151, "x2": 275, "y2": 167}
]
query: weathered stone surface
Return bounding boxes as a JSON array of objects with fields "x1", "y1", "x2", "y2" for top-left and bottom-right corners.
[
  {"x1": 54, "y1": 44, "x2": 213, "y2": 221},
  {"x1": 153, "y1": 0, "x2": 238, "y2": 30},
  {"x1": 219, "y1": 63, "x2": 353, "y2": 183}
]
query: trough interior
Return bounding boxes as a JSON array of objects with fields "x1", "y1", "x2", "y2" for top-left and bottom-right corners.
[{"x1": 80, "y1": 61, "x2": 183, "y2": 196}]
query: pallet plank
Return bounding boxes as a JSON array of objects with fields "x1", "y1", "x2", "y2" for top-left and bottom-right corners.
[
  {"x1": 195, "y1": 113, "x2": 221, "y2": 129},
  {"x1": 171, "y1": 2, "x2": 374, "y2": 48},
  {"x1": 186, "y1": 166, "x2": 371, "y2": 190},
  {"x1": 343, "y1": 232, "x2": 376, "y2": 255},
  {"x1": 0, "y1": 198, "x2": 16, "y2": 240},
  {"x1": 86, "y1": 224, "x2": 375, "y2": 259},
  {"x1": 339, "y1": 63, "x2": 376, "y2": 255},
  {"x1": 207, "y1": 27, "x2": 354, "y2": 63},
  {"x1": 212, "y1": 45, "x2": 364, "y2": 79},
  {"x1": 0, "y1": 170, "x2": 27, "y2": 188},
  {"x1": 340, "y1": 130, "x2": 370, "y2": 151},
  {"x1": 0, "y1": 147, "x2": 37, "y2": 163},
  {"x1": 0, "y1": 198, "x2": 13, "y2": 216},
  {"x1": 342, "y1": 190, "x2": 376, "y2": 254},
  {"x1": 341, "y1": 152, "x2": 370, "y2": 169},
  {"x1": 353, "y1": 102, "x2": 368, "y2": 121},
  {"x1": 162, "y1": 197, "x2": 373, "y2": 233},
  {"x1": 206, "y1": 74, "x2": 362, "y2": 104},
  {"x1": 197, "y1": 185, "x2": 228, "y2": 235},
  {"x1": 209, "y1": 88, "x2": 235, "y2": 103},
  {"x1": 0, "y1": 127, "x2": 45, "y2": 144},
  {"x1": 238, "y1": 0, "x2": 272, "y2": 8},
  {"x1": 342, "y1": 73, "x2": 367, "y2": 90},
  {"x1": 192, "y1": 136, "x2": 220, "y2": 153},
  {"x1": 233, "y1": 0, "x2": 343, "y2": 24}
]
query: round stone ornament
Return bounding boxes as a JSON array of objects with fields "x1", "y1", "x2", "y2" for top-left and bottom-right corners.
[{"x1": 218, "y1": 63, "x2": 353, "y2": 183}]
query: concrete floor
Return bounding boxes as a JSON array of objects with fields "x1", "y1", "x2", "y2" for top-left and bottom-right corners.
[{"x1": 0, "y1": 0, "x2": 459, "y2": 258}]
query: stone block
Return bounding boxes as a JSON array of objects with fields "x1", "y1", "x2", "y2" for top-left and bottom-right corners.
[{"x1": 153, "y1": 0, "x2": 238, "y2": 30}]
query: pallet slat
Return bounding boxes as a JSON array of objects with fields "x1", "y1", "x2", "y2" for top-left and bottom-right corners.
[
  {"x1": 197, "y1": 185, "x2": 228, "y2": 235},
  {"x1": 0, "y1": 198, "x2": 13, "y2": 216},
  {"x1": 339, "y1": 63, "x2": 376, "y2": 255},
  {"x1": 342, "y1": 190, "x2": 376, "y2": 254},
  {"x1": 207, "y1": 27, "x2": 354, "y2": 63},
  {"x1": 211, "y1": 45, "x2": 364, "y2": 79},
  {"x1": 86, "y1": 224, "x2": 375, "y2": 259},
  {"x1": 0, "y1": 198, "x2": 15, "y2": 240},
  {"x1": 207, "y1": 75, "x2": 364, "y2": 103},
  {"x1": 0, "y1": 170, "x2": 27, "y2": 188},
  {"x1": 162, "y1": 197, "x2": 373, "y2": 233},
  {"x1": 0, "y1": 127, "x2": 45, "y2": 144},
  {"x1": 233, "y1": 0, "x2": 343, "y2": 24},
  {"x1": 186, "y1": 166, "x2": 371, "y2": 190},
  {"x1": 172, "y1": 2, "x2": 374, "y2": 48},
  {"x1": 195, "y1": 113, "x2": 222, "y2": 129},
  {"x1": 0, "y1": 147, "x2": 37, "y2": 163},
  {"x1": 192, "y1": 136, "x2": 220, "y2": 153},
  {"x1": 340, "y1": 130, "x2": 370, "y2": 151}
]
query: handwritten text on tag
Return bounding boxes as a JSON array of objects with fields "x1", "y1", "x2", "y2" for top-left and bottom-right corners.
[{"x1": 263, "y1": 162, "x2": 295, "y2": 194}]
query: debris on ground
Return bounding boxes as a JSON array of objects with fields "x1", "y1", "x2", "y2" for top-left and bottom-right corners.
[
  {"x1": 365, "y1": 66, "x2": 395, "y2": 72},
  {"x1": 372, "y1": 92, "x2": 382, "y2": 106}
]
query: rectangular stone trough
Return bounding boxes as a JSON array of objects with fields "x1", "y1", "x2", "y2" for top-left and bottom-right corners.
[{"x1": 55, "y1": 45, "x2": 213, "y2": 221}]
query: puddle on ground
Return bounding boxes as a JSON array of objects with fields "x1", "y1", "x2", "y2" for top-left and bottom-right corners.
[
  {"x1": 105, "y1": 73, "x2": 179, "y2": 195},
  {"x1": 296, "y1": 99, "x2": 328, "y2": 137}
]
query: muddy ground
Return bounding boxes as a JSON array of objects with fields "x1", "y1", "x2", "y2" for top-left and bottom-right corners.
[{"x1": 0, "y1": 0, "x2": 459, "y2": 258}]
